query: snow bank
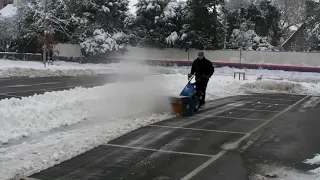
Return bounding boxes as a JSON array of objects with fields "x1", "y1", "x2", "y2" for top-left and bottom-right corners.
[
  {"x1": 304, "y1": 154, "x2": 320, "y2": 175},
  {"x1": 0, "y1": 62, "x2": 171, "y2": 144},
  {"x1": 249, "y1": 164, "x2": 320, "y2": 180},
  {"x1": 0, "y1": 59, "x2": 115, "y2": 77},
  {"x1": 3, "y1": 59, "x2": 320, "y2": 78},
  {"x1": 249, "y1": 150, "x2": 320, "y2": 179},
  {"x1": 0, "y1": 59, "x2": 172, "y2": 77}
]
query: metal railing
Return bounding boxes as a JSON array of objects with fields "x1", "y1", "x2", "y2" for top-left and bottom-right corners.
[{"x1": 0, "y1": 52, "x2": 42, "y2": 61}]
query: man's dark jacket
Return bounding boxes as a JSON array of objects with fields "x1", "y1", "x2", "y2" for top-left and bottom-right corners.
[{"x1": 190, "y1": 57, "x2": 215, "y2": 79}]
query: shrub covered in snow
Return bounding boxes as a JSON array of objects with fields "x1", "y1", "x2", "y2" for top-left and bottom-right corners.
[
  {"x1": 228, "y1": 21, "x2": 274, "y2": 51},
  {"x1": 132, "y1": 0, "x2": 188, "y2": 48},
  {"x1": 80, "y1": 29, "x2": 126, "y2": 55}
]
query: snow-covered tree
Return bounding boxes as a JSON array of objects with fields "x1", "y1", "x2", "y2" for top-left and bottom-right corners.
[
  {"x1": 133, "y1": 0, "x2": 185, "y2": 48},
  {"x1": 162, "y1": 1, "x2": 189, "y2": 48},
  {"x1": 184, "y1": 0, "x2": 225, "y2": 50},
  {"x1": 228, "y1": 20, "x2": 274, "y2": 51},
  {"x1": 274, "y1": 0, "x2": 306, "y2": 34},
  {"x1": 305, "y1": 0, "x2": 320, "y2": 51},
  {"x1": 222, "y1": 0, "x2": 282, "y2": 49},
  {"x1": 61, "y1": 0, "x2": 130, "y2": 56},
  {"x1": 0, "y1": 17, "x2": 16, "y2": 52},
  {"x1": 8, "y1": 0, "x2": 131, "y2": 56}
]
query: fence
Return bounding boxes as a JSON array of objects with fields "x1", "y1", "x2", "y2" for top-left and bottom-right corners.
[{"x1": 0, "y1": 52, "x2": 42, "y2": 61}]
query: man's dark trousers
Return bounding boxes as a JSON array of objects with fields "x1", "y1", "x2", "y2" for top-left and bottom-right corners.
[{"x1": 196, "y1": 78, "x2": 209, "y2": 105}]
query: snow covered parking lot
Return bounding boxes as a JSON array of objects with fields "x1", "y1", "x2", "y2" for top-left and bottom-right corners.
[{"x1": 2, "y1": 61, "x2": 320, "y2": 179}]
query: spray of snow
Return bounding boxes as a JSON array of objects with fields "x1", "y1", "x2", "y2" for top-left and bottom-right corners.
[{"x1": 0, "y1": 61, "x2": 172, "y2": 144}]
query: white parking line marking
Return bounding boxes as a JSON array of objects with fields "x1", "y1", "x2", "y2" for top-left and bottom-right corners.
[
  {"x1": 209, "y1": 116, "x2": 267, "y2": 121},
  {"x1": 247, "y1": 102, "x2": 290, "y2": 106},
  {"x1": 0, "y1": 82, "x2": 61, "y2": 89},
  {"x1": 180, "y1": 95, "x2": 310, "y2": 180},
  {"x1": 231, "y1": 107, "x2": 281, "y2": 112},
  {"x1": 147, "y1": 124, "x2": 248, "y2": 135},
  {"x1": 251, "y1": 97, "x2": 299, "y2": 102},
  {"x1": 24, "y1": 178, "x2": 43, "y2": 180},
  {"x1": 3, "y1": 83, "x2": 102, "y2": 95},
  {"x1": 104, "y1": 143, "x2": 214, "y2": 157}
]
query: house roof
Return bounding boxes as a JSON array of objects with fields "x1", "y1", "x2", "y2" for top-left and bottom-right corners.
[
  {"x1": 0, "y1": 4, "x2": 17, "y2": 18},
  {"x1": 281, "y1": 23, "x2": 306, "y2": 47}
]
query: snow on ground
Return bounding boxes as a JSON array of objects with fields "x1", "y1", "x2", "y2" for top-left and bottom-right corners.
[
  {"x1": 2, "y1": 62, "x2": 320, "y2": 179},
  {"x1": 249, "y1": 163, "x2": 320, "y2": 180},
  {"x1": 0, "y1": 59, "x2": 124, "y2": 77}
]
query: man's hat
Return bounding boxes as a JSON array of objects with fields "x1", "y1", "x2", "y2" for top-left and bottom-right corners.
[{"x1": 198, "y1": 51, "x2": 204, "y2": 56}]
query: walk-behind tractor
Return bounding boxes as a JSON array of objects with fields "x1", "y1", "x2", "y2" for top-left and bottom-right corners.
[{"x1": 169, "y1": 75, "x2": 203, "y2": 116}]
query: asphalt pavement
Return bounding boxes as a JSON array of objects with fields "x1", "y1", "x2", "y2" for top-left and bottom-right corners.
[{"x1": 27, "y1": 93, "x2": 320, "y2": 180}]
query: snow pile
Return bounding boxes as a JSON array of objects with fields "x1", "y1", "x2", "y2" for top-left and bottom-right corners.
[
  {"x1": 249, "y1": 149, "x2": 320, "y2": 179},
  {"x1": 249, "y1": 164, "x2": 320, "y2": 180},
  {"x1": 304, "y1": 154, "x2": 320, "y2": 174},
  {"x1": 0, "y1": 59, "x2": 114, "y2": 77},
  {"x1": 0, "y1": 4, "x2": 17, "y2": 17},
  {"x1": 241, "y1": 80, "x2": 305, "y2": 94},
  {"x1": 0, "y1": 62, "x2": 172, "y2": 144},
  {"x1": 0, "y1": 59, "x2": 179, "y2": 77},
  {"x1": 241, "y1": 78, "x2": 320, "y2": 95}
]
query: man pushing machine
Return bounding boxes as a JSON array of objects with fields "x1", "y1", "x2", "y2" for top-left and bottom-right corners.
[{"x1": 188, "y1": 51, "x2": 215, "y2": 108}]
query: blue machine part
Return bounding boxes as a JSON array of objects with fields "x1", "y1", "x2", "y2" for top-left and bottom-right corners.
[
  {"x1": 182, "y1": 96, "x2": 195, "y2": 116},
  {"x1": 180, "y1": 83, "x2": 196, "y2": 97}
]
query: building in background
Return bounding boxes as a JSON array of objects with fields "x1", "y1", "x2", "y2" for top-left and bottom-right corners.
[{"x1": 280, "y1": 23, "x2": 309, "y2": 52}]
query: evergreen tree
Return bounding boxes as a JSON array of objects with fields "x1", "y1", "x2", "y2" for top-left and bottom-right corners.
[
  {"x1": 162, "y1": 1, "x2": 189, "y2": 48},
  {"x1": 65, "y1": 0, "x2": 130, "y2": 55},
  {"x1": 257, "y1": 0, "x2": 282, "y2": 46},
  {"x1": 0, "y1": 17, "x2": 16, "y2": 52},
  {"x1": 305, "y1": 0, "x2": 320, "y2": 51},
  {"x1": 222, "y1": 0, "x2": 281, "y2": 49},
  {"x1": 133, "y1": 0, "x2": 186, "y2": 48},
  {"x1": 185, "y1": 0, "x2": 224, "y2": 50}
]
